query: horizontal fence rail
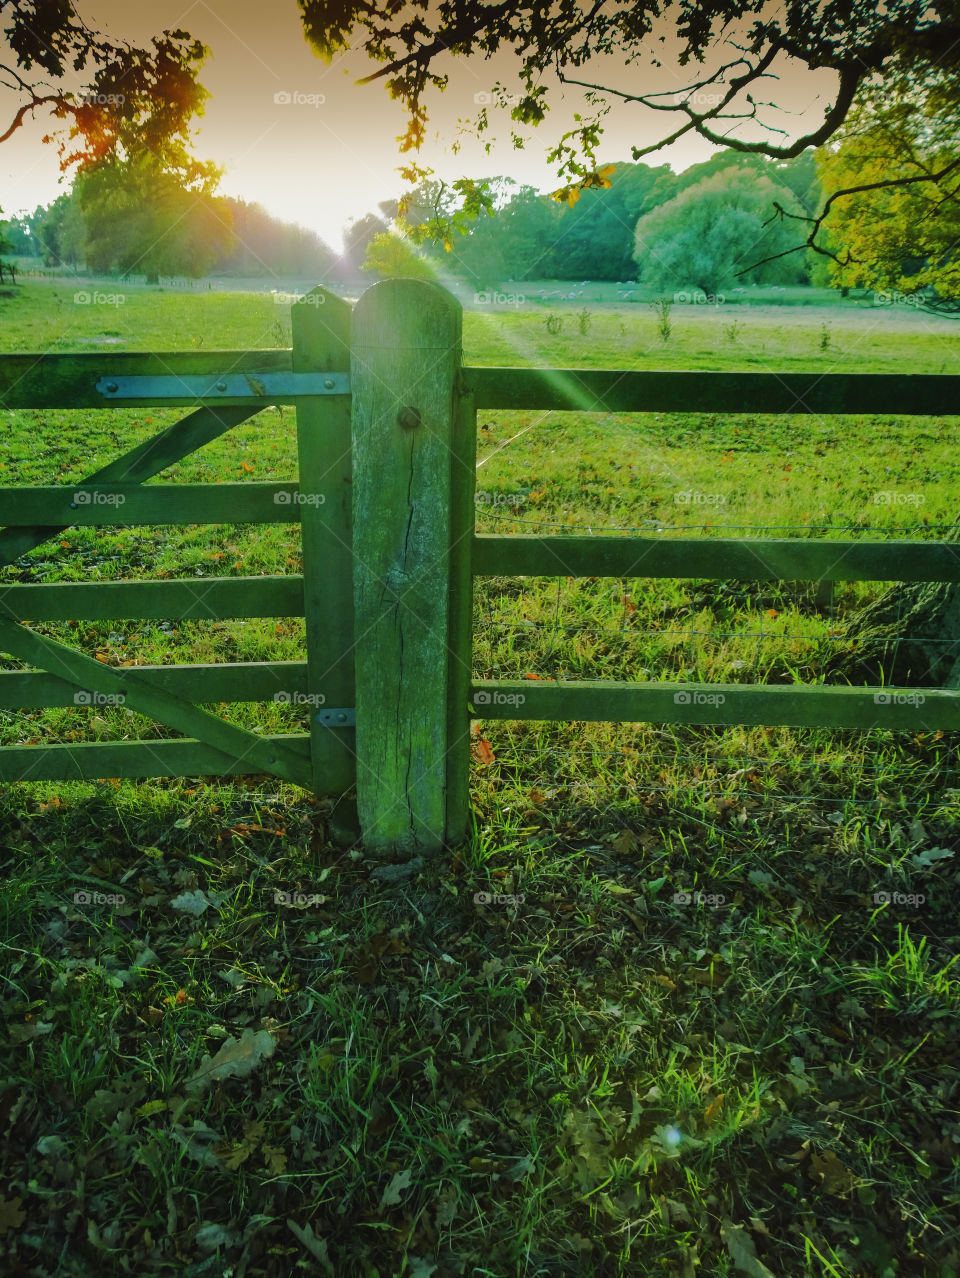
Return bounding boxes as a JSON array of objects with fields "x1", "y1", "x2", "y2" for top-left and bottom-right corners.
[
  {"x1": 4, "y1": 357, "x2": 960, "y2": 415},
  {"x1": 0, "y1": 660, "x2": 309, "y2": 709},
  {"x1": 0, "y1": 736, "x2": 311, "y2": 783},
  {"x1": 472, "y1": 534, "x2": 960, "y2": 582},
  {"x1": 0, "y1": 577, "x2": 305, "y2": 621},
  {"x1": 465, "y1": 367, "x2": 960, "y2": 414},
  {"x1": 469, "y1": 680, "x2": 960, "y2": 730},
  {"x1": 1, "y1": 484, "x2": 327, "y2": 526}
]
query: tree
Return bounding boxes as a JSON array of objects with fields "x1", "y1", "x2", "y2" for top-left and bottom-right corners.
[
  {"x1": 362, "y1": 231, "x2": 438, "y2": 281},
  {"x1": 216, "y1": 199, "x2": 339, "y2": 278},
  {"x1": 34, "y1": 191, "x2": 87, "y2": 267},
  {"x1": 634, "y1": 169, "x2": 810, "y2": 293},
  {"x1": 342, "y1": 213, "x2": 390, "y2": 275},
  {"x1": 73, "y1": 157, "x2": 235, "y2": 282},
  {"x1": 813, "y1": 65, "x2": 960, "y2": 307},
  {"x1": 2, "y1": 2, "x2": 210, "y2": 179},
  {"x1": 299, "y1": 0, "x2": 960, "y2": 272}
]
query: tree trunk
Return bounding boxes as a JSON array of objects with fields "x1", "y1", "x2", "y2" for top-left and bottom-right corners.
[{"x1": 824, "y1": 520, "x2": 960, "y2": 689}]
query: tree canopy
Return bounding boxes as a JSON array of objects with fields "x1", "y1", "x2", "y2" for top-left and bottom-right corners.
[
  {"x1": 634, "y1": 170, "x2": 809, "y2": 294},
  {"x1": 299, "y1": 0, "x2": 960, "y2": 287},
  {"x1": 813, "y1": 63, "x2": 960, "y2": 307},
  {"x1": 2, "y1": 0, "x2": 210, "y2": 178}
]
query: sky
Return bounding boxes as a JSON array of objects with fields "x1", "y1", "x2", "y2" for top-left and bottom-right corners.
[{"x1": 0, "y1": 0, "x2": 842, "y2": 254}]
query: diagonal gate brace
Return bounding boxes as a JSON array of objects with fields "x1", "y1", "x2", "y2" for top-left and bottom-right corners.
[{"x1": 0, "y1": 619, "x2": 312, "y2": 789}]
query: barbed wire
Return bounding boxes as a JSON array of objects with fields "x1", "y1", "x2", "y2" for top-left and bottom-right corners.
[
  {"x1": 479, "y1": 617, "x2": 958, "y2": 645},
  {"x1": 477, "y1": 513, "x2": 957, "y2": 534}
]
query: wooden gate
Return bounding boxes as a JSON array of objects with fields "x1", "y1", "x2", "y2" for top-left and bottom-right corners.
[{"x1": 3, "y1": 279, "x2": 960, "y2": 856}]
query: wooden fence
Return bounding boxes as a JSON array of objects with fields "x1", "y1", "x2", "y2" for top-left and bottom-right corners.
[{"x1": 1, "y1": 279, "x2": 959, "y2": 855}]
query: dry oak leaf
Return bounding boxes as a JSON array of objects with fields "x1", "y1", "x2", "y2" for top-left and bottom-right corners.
[{"x1": 184, "y1": 1027, "x2": 276, "y2": 1094}]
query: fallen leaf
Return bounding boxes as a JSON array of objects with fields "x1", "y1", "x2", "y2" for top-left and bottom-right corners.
[
  {"x1": 287, "y1": 1219, "x2": 333, "y2": 1272},
  {"x1": 184, "y1": 1027, "x2": 276, "y2": 1095},
  {"x1": 721, "y1": 1218, "x2": 776, "y2": 1278},
  {"x1": 703, "y1": 1094, "x2": 726, "y2": 1125},
  {"x1": 808, "y1": 1149, "x2": 857, "y2": 1195},
  {"x1": 379, "y1": 1168, "x2": 413, "y2": 1209},
  {"x1": 0, "y1": 1196, "x2": 25, "y2": 1237}
]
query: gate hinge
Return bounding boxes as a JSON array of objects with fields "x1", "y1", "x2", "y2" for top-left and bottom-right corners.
[
  {"x1": 317, "y1": 707, "x2": 356, "y2": 727},
  {"x1": 96, "y1": 372, "x2": 350, "y2": 400}
]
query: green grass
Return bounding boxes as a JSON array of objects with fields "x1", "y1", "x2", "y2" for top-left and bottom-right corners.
[{"x1": 1, "y1": 280, "x2": 959, "y2": 1277}]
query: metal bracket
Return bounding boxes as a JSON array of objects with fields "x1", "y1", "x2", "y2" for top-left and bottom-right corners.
[
  {"x1": 317, "y1": 707, "x2": 356, "y2": 727},
  {"x1": 95, "y1": 372, "x2": 350, "y2": 400}
]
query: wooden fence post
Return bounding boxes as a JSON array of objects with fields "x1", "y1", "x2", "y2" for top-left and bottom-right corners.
[
  {"x1": 291, "y1": 286, "x2": 357, "y2": 826},
  {"x1": 350, "y1": 280, "x2": 470, "y2": 855}
]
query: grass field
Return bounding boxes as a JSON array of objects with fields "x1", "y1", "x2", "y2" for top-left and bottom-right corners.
[{"x1": 1, "y1": 279, "x2": 959, "y2": 1277}]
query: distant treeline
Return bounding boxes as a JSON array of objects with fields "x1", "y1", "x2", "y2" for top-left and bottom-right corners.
[
  {"x1": 363, "y1": 151, "x2": 828, "y2": 292},
  {"x1": 2, "y1": 149, "x2": 824, "y2": 289}
]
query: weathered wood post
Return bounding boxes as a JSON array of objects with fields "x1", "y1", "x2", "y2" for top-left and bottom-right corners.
[
  {"x1": 291, "y1": 287, "x2": 357, "y2": 826},
  {"x1": 350, "y1": 279, "x2": 472, "y2": 855}
]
